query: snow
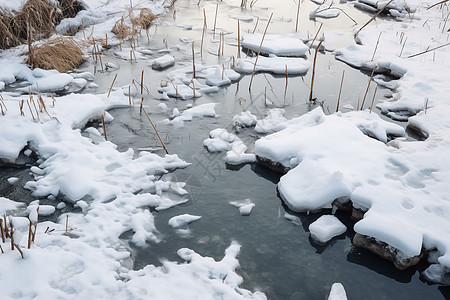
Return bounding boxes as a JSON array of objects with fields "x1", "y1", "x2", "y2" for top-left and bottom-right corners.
[
  {"x1": 165, "y1": 103, "x2": 217, "y2": 126},
  {"x1": 204, "y1": 128, "x2": 256, "y2": 165},
  {"x1": 0, "y1": 197, "x2": 24, "y2": 215},
  {"x1": 2, "y1": 0, "x2": 450, "y2": 294},
  {"x1": 0, "y1": 0, "x2": 271, "y2": 299},
  {"x1": 241, "y1": 34, "x2": 309, "y2": 57},
  {"x1": 168, "y1": 214, "x2": 202, "y2": 228},
  {"x1": 255, "y1": 108, "x2": 287, "y2": 134},
  {"x1": 230, "y1": 199, "x2": 256, "y2": 216},
  {"x1": 235, "y1": 55, "x2": 309, "y2": 75},
  {"x1": 7, "y1": 177, "x2": 19, "y2": 184},
  {"x1": 328, "y1": 283, "x2": 347, "y2": 300},
  {"x1": 18, "y1": 73, "x2": 74, "y2": 93},
  {"x1": 309, "y1": 215, "x2": 347, "y2": 243},
  {"x1": 151, "y1": 54, "x2": 176, "y2": 69},
  {"x1": 233, "y1": 111, "x2": 257, "y2": 128}
]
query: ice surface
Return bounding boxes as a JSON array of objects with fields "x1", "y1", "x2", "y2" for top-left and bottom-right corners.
[{"x1": 309, "y1": 215, "x2": 347, "y2": 243}]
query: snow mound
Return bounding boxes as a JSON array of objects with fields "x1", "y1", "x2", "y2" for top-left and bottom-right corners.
[
  {"x1": 241, "y1": 34, "x2": 308, "y2": 57},
  {"x1": 233, "y1": 111, "x2": 257, "y2": 128},
  {"x1": 255, "y1": 106, "x2": 450, "y2": 263},
  {"x1": 229, "y1": 199, "x2": 256, "y2": 216},
  {"x1": 235, "y1": 55, "x2": 309, "y2": 75},
  {"x1": 168, "y1": 214, "x2": 202, "y2": 228},
  {"x1": 328, "y1": 283, "x2": 347, "y2": 300},
  {"x1": 309, "y1": 215, "x2": 346, "y2": 243},
  {"x1": 204, "y1": 128, "x2": 256, "y2": 165},
  {"x1": 165, "y1": 103, "x2": 217, "y2": 126}
]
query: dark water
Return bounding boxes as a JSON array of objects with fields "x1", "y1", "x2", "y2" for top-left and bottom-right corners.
[{"x1": 1, "y1": 0, "x2": 448, "y2": 299}]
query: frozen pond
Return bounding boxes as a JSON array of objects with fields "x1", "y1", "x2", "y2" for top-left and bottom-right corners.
[{"x1": 1, "y1": 0, "x2": 449, "y2": 298}]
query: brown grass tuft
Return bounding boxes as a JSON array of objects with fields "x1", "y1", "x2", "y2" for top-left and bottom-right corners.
[
  {"x1": 112, "y1": 16, "x2": 134, "y2": 41},
  {"x1": 28, "y1": 37, "x2": 84, "y2": 72},
  {"x1": 0, "y1": 0, "x2": 84, "y2": 49}
]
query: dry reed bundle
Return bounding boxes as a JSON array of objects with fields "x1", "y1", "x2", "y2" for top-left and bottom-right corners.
[
  {"x1": 112, "y1": 16, "x2": 134, "y2": 41},
  {"x1": 28, "y1": 37, "x2": 83, "y2": 72},
  {"x1": 131, "y1": 8, "x2": 158, "y2": 31},
  {"x1": 0, "y1": 0, "x2": 84, "y2": 49}
]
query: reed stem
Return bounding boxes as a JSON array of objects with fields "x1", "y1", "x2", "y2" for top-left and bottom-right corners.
[
  {"x1": 309, "y1": 40, "x2": 323, "y2": 101},
  {"x1": 249, "y1": 13, "x2": 274, "y2": 91},
  {"x1": 107, "y1": 73, "x2": 118, "y2": 97}
]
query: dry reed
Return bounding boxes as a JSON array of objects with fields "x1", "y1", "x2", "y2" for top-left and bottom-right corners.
[
  {"x1": 108, "y1": 73, "x2": 118, "y2": 97},
  {"x1": 309, "y1": 40, "x2": 323, "y2": 101},
  {"x1": 354, "y1": 0, "x2": 394, "y2": 37},
  {"x1": 27, "y1": 37, "x2": 84, "y2": 72},
  {"x1": 0, "y1": 0, "x2": 84, "y2": 49},
  {"x1": 336, "y1": 70, "x2": 345, "y2": 112},
  {"x1": 360, "y1": 67, "x2": 376, "y2": 110},
  {"x1": 142, "y1": 107, "x2": 169, "y2": 154},
  {"x1": 249, "y1": 13, "x2": 274, "y2": 91},
  {"x1": 296, "y1": 0, "x2": 301, "y2": 32}
]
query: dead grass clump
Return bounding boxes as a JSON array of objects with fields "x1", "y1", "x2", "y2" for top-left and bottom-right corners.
[
  {"x1": 0, "y1": 0, "x2": 84, "y2": 49},
  {"x1": 13, "y1": 0, "x2": 62, "y2": 42},
  {"x1": 29, "y1": 37, "x2": 84, "y2": 72},
  {"x1": 131, "y1": 8, "x2": 158, "y2": 31},
  {"x1": 112, "y1": 16, "x2": 135, "y2": 41}
]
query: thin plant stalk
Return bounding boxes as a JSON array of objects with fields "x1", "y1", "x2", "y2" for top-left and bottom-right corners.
[
  {"x1": 336, "y1": 70, "x2": 345, "y2": 112},
  {"x1": 249, "y1": 13, "x2": 274, "y2": 91},
  {"x1": 237, "y1": 20, "x2": 241, "y2": 58},
  {"x1": 141, "y1": 70, "x2": 144, "y2": 96},
  {"x1": 252, "y1": 17, "x2": 259, "y2": 34},
  {"x1": 213, "y1": 4, "x2": 218, "y2": 36},
  {"x1": 295, "y1": 0, "x2": 301, "y2": 32},
  {"x1": 354, "y1": 0, "x2": 394, "y2": 37},
  {"x1": 308, "y1": 23, "x2": 323, "y2": 52},
  {"x1": 406, "y1": 42, "x2": 450, "y2": 58},
  {"x1": 192, "y1": 42, "x2": 196, "y2": 78},
  {"x1": 399, "y1": 37, "x2": 408, "y2": 57},
  {"x1": 360, "y1": 67, "x2": 376, "y2": 110},
  {"x1": 369, "y1": 86, "x2": 378, "y2": 113},
  {"x1": 142, "y1": 107, "x2": 169, "y2": 154},
  {"x1": 108, "y1": 73, "x2": 118, "y2": 97},
  {"x1": 309, "y1": 40, "x2": 323, "y2": 101},
  {"x1": 371, "y1": 32, "x2": 382, "y2": 60}
]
